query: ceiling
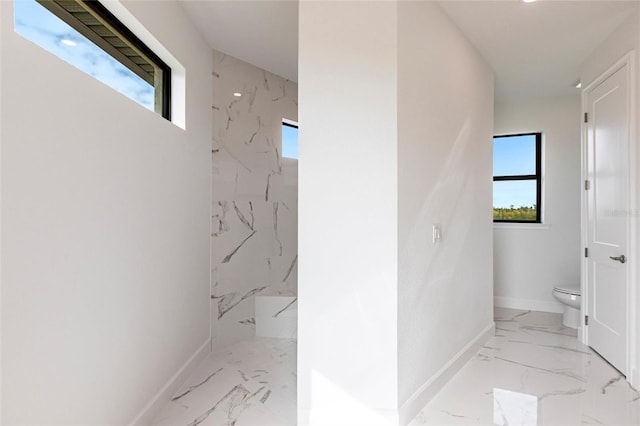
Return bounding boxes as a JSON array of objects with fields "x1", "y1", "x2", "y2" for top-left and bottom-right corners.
[
  {"x1": 179, "y1": 0, "x2": 639, "y2": 102},
  {"x1": 439, "y1": 0, "x2": 639, "y2": 101},
  {"x1": 180, "y1": 0, "x2": 298, "y2": 82}
]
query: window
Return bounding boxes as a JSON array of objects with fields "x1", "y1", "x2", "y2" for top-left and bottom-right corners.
[
  {"x1": 493, "y1": 133, "x2": 542, "y2": 223},
  {"x1": 282, "y1": 120, "x2": 299, "y2": 159},
  {"x1": 14, "y1": 0, "x2": 171, "y2": 119}
]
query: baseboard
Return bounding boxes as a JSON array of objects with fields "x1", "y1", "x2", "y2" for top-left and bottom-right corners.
[
  {"x1": 631, "y1": 367, "x2": 640, "y2": 389},
  {"x1": 398, "y1": 322, "x2": 495, "y2": 425},
  {"x1": 494, "y1": 296, "x2": 563, "y2": 314},
  {"x1": 128, "y1": 338, "x2": 211, "y2": 425}
]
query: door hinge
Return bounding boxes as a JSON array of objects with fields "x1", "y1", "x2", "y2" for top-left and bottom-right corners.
[
  {"x1": 584, "y1": 112, "x2": 588, "y2": 123},
  {"x1": 585, "y1": 180, "x2": 591, "y2": 190},
  {"x1": 585, "y1": 315, "x2": 589, "y2": 326},
  {"x1": 585, "y1": 247, "x2": 589, "y2": 257}
]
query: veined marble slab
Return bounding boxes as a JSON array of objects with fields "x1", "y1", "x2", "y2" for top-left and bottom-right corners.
[
  {"x1": 493, "y1": 388, "x2": 538, "y2": 426},
  {"x1": 151, "y1": 338, "x2": 296, "y2": 426},
  {"x1": 255, "y1": 296, "x2": 297, "y2": 339},
  {"x1": 210, "y1": 49, "x2": 298, "y2": 349},
  {"x1": 153, "y1": 309, "x2": 639, "y2": 426},
  {"x1": 410, "y1": 308, "x2": 640, "y2": 425}
]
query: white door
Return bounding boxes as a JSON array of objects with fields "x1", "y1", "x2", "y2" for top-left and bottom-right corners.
[{"x1": 585, "y1": 61, "x2": 630, "y2": 375}]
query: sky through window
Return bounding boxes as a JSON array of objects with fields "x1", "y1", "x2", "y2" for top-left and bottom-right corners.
[
  {"x1": 14, "y1": 0, "x2": 154, "y2": 111},
  {"x1": 282, "y1": 123, "x2": 298, "y2": 159},
  {"x1": 493, "y1": 134, "x2": 538, "y2": 209}
]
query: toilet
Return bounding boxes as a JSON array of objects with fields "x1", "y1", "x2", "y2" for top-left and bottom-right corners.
[{"x1": 552, "y1": 284, "x2": 581, "y2": 329}]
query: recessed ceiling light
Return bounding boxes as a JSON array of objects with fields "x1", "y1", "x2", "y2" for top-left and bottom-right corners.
[
  {"x1": 61, "y1": 39, "x2": 77, "y2": 46},
  {"x1": 575, "y1": 82, "x2": 582, "y2": 89},
  {"x1": 233, "y1": 92, "x2": 242, "y2": 97},
  {"x1": 523, "y1": 0, "x2": 537, "y2": 3}
]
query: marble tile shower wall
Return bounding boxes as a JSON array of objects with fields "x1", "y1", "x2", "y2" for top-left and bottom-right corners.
[{"x1": 211, "y1": 50, "x2": 298, "y2": 348}]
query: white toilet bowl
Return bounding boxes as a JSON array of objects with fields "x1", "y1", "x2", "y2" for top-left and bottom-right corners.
[{"x1": 552, "y1": 284, "x2": 581, "y2": 329}]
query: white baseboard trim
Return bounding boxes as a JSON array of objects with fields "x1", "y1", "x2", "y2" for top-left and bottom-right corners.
[
  {"x1": 129, "y1": 338, "x2": 211, "y2": 425},
  {"x1": 494, "y1": 296, "x2": 563, "y2": 314},
  {"x1": 398, "y1": 322, "x2": 495, "y2": 425},
  {"x1": 631, "y1": 367, "x2": 640, "y2": 389}
]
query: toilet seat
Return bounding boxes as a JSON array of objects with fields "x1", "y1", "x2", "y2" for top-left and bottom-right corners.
[{"x1": 553, "y1": 284, "x2": 581, "y2": 296}]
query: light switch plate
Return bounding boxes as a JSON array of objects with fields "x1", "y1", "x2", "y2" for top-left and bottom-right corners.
[{"x1": 432, "y1": 224, "x2": 442, "y2": 243}]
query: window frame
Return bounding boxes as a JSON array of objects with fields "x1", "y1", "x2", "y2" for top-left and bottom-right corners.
[
  {"x1": 282, "y1": 121, "x2": 298, "y2": 130},
  {"x1": 493, "y1": 132, "x2": 542, "y2": 224},
  {"x1": 34, "y1": 0, "x2": 171, "y2": 119},
  {"x1": 282, "y1": 119, "x2": 299, "y2": 159}
]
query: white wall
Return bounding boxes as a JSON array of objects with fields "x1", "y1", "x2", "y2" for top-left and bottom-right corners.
[
  {"x1": 211, "y1": 50, "x2": 298, "y2": 348},
  {"x1": 0, "y1": 2, "x2": 3, "y2": 422},
  {"x1": 397, "y1": 1, "x2": 494, "y2": 420},
  {"x1": 493, "y1": 95, "x2": 582, "y2": 313},
  {"x1": 580, "y1": 11, "x2": 640, "y2": 388},
  {"x1": 581, "y1": 12, "x2": 640, "y2": 89},
  {"x1": 299, "y1": 2, "x2": 494, "y2": 424},
  {"x1": 298, "y1": 2, "x2": 399, "y2": 424},
  {"x1": 0, "y1": 1, "x2": 211, "y2": 423}
]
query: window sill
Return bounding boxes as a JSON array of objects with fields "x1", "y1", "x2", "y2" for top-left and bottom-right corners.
[{"x1": 493, "y1": 222, "x2": 551, "y2": 230}]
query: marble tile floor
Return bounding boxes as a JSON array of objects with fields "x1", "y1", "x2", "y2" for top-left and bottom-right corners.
[
  {"x1": 410, "y1": 308, "x2": 640, "y2": 425},
  {"x1": 151, "y1": 338, "x2": 296, "y2": 426},
  {"x1": 153, "y1": 308, "x2": 639, "y2": 425}
]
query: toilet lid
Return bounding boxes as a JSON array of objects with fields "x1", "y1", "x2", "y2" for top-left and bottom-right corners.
[{"x1": 554, "y1": 284, "x2": 581, "y2": 296}]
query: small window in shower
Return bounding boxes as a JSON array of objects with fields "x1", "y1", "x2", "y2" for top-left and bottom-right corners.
[{"x1": 282, "y1": 119, "x2": 298, "y2": 159}]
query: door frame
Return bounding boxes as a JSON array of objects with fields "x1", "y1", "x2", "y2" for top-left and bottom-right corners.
[{"x1": 581, "y1": 51, "x2": 638, "y2": 387}]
